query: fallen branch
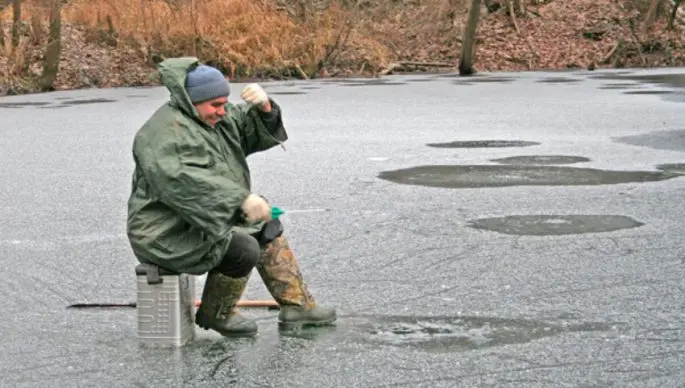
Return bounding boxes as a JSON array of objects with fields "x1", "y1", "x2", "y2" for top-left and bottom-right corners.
[
  {"x1": 394, "y1": 61, "x2": 455, "y2": 67},
  {"x1": 508, "y1": 0, "x2": 521, "y2": 34},
  {"x1": 668, "y1": 0, "x2": 684, "y2": 28},
  {"x1": 601, "y1": 40, "x2": 621, "y2": 63},
  {"x1": 527, "y1": 8, "x2": 541, "y2": 17},
  {"x1": 380, "y1": 61, "x2": 455, "y2": 75},
  {"x1": 628, "y1": 18, "x2": 647, "y2": 66},
  {"x1": 524, "y1": 37, "x2": 537, "y2": 69},
  {"x1": 293, "y1": 63, "x2": 309, "y2": 80}
]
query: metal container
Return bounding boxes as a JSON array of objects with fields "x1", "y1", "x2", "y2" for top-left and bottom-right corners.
[{"x1": 135, "y1": 263, "x2": 196, "y2": 347}]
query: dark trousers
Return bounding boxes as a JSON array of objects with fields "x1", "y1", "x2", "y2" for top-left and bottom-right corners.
[{"x1": 214, "y1": 219, "x2": 284, "y2": 278}]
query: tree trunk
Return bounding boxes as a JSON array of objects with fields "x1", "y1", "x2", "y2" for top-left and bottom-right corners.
[
  {"x1": 39, "y1": 0, "x2": 61, "y2": 91},
  {"x1": 643, "y1": 0, "x2": 662, "y2": 31},
  {"x1": 459, "y1": 0, "x2": 481, "y2": 75},
  {"x1": 298, "y1": 0, "x2": 307, "y2": 21},
  {"x1": 668, "y1": 0, "x2": 682, "y2": 29},
  {"x1": 512, "y1": 0, "x2": 522, "y2": 15},
  {"x1": 11, "y1": 0, "x2": 21, "y2": 48}
]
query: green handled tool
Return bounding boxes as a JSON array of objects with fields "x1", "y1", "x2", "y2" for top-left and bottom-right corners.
[{"x1": 271, "y1": 206, "x2": 285, "y2": 219}]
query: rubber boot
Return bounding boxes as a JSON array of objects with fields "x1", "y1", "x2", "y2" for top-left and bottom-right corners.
[
  {"x1": 195, "y1": 271, "x2": 258, "y2": 337},
  {"x1": 257, "y1": 236, "x2": 336, "y2": 327}
]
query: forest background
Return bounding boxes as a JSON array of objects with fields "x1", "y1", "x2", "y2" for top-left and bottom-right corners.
[{"x1": 0, "y1": 0, "x2": 683, "y2": 96}]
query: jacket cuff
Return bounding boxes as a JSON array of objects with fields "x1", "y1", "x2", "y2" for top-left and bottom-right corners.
[{"x1": 259, "y1": 99, "x2": 282, "y2": 132}]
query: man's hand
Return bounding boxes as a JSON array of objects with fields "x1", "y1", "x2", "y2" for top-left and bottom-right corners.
[
  {"x1": 241, "y1": 83, "x2": 271, "y2": 112},
  {"x1": 241, "y1": 193, "x2": 272, "y2": 223}
]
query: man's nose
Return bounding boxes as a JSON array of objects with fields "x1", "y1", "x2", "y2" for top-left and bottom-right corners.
[{"x1": 217, "y1": 106, "x2": 225, "y2": 116}]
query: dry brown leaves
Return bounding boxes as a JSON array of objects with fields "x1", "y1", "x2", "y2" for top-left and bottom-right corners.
[
  {"x1": 0, "y1": 0, "x2": 683, "y2": 95},
  {"x1": 474, "y1": 0, "x2": 685, "y2": 72}
]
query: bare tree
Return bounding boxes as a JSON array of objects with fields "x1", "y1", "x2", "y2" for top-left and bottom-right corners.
[
  {"x1": 668, "y1": 0, "x2": 682, "y2": 29},
  {"x1": 40, "y1": 0, "x2": 61, "y2": 91},
  {"x1": 512, "y1": 0, "x2": 523, "y2": 15},
  {"x1": 643, "y1": 0, "x2": 662, "y2": 30},
  {"x1": 11, "y1": 0, "x2": 21, "y2": 48},
  {"x1": 459, "y1": 0, "x2": 481, "y2": 75}
]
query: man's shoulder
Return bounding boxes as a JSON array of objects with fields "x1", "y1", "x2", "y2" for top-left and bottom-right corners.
[
  {"x1": 133, "y1": 104, "x2": 203, "y2": 154},
  {"x1": 136, "y1": 104, "x2": 197, "y2": 139}
]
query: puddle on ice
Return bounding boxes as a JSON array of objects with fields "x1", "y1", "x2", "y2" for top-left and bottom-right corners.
[
  {"x1": 656, "y1": 163, "x2": 685, "y2": 174},
  {"x1": 593, "y1": 73, "x2": 685, "y2": 103},
  {"x1": 377, "y1": 165, "x2": 680, "y2": 189},
  {"x1": 591, "y1": 73, "x2": 685, "y2": 89},
  {"x1": 0, "y1": 101, "x2": 51, "y2": 108},
  {"x1": 536, "y1": 77, "x2": 581, "y2": 84},
  {"x1": 490, "y1": 155, "x2": 591, "y2": 165},
  {"x1": 427, "y1": 140, "x2": 541, "y2": 149},
  {"x1": 467, "y1": 214, "x2": 645, "y2": 236},
  {"x1": 345, "y1": 314, "x2": 613, "y2": 353},
  {"x1": 613, "y1": 129, "x2": 685, "y2": 152},
  {"x1": 61, "y1": 98, "x2": 117, "y2": 106}
]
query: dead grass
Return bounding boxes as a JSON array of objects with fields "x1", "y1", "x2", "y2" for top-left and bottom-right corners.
[
  {"x1": 59, "y1": 0, "x2": 394, "y2": 77},
  {"x1": 0, "y1": 0, "x2": 683, "y2": 95},
  {"x1": 0, "y1": 1, "x2": 47, "y2": 94},
  {"x1": 66, "y1": 0, "x2": 299, "y2": 64}
]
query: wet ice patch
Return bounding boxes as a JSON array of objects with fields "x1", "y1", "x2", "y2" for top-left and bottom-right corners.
[
  {"x1": 662, "y1": 92, "x2": 685, "y2": 103},
  {"x1": 656, "y1": 163, "x2": 685, "y2": 174},
  {"x1": 405, "y1": 77, "x2": 439, "y2": 83},
  {"x1": 490, "y1": 155, "x2": 590, "y2": 165},
  {"x1": 342, "y1": 81, "x2": 407, "y2": 87},
  {"x1": 377, "y1": 165, "x2": 680, "y2": 189},
  {"x1": 0, "y1": 101, "x2": 51, "y2": 108},
  {"x1": 39, "y1": 105, "x2": 70, "y2": 109},
  {"x1": 268, "y1": 91, "x2": 307, "y2": 95},
  {"x1": 598, "y1": 83, "x2": 641, "y2": 90},
  {"x1": 326, "y1": 78, "x2": 406, "y2": 87},
  {"x1": 439, "y1": 73, "x2": 516, "y2": 83},
  {"x1": 350, "y1": 314, "x2": 612, "y2": 353},
  {"x1": 61, "y1": 98, "x2": 117, "y2": 106},
  {"x1": 590, "y1": 73, "x2": 685, "y2": 89},
  {"x1": 536, "y1": 77, "x2": 580, "y2": 84},
  {"x1": 612, "y1": 129, "x2": 685, "y2": 152},
  {"x1": 467, "y1": 214, "x2": 645, "y2": 236},
  {"x1": 623, "y1": 90, "x2": 674, "y2": 95},
  {"x1": 427, "y1": 140, "x2": 540, "y2": 149},
  {"x1": 593, "y1": 73, "x2": 685, "y2": 102}
]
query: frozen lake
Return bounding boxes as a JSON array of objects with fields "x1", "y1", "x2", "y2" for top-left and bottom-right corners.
[{"x1": 1, "y1": 68, "x2": 684, "y2": 387}]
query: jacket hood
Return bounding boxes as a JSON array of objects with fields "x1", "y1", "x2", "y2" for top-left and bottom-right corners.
[{"x1": 157, "y1": 56, "x2": 203, "y2": 119}]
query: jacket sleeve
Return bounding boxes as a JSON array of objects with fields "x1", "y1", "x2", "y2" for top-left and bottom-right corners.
[
  {"x1": 228, "y1": 99, "x2": 288, "y2": 156},
  {"x1": 136, "y1": 131, "x2": 250, "y2": 239}
]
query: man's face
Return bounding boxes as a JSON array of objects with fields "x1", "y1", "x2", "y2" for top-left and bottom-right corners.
[{"x1": 194, "y1": 96, "x2": 228, "y2": 127}]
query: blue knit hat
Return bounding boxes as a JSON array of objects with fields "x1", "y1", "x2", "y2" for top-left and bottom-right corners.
[{"x1": 185, "y1": 65, "x2": 230, "y2": 103}]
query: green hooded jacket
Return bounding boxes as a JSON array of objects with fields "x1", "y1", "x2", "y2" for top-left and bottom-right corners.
[{"x1": 126, "y1": 57, "x2": 288, "y2": 275}]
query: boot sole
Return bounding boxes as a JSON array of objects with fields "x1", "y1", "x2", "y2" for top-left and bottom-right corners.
[
  {"x1": 195, "y1": 316, "x2": 258, "y2": 337},
  {"x1": 196, "y1": 323, "x2": 258, "y2": 337}
]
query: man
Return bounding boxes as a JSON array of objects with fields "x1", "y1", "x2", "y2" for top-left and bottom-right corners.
[{"x1": 126, "y1": 57, "x2": 335, "y2": 337}]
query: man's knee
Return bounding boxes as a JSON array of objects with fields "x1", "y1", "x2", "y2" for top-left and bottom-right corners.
[{"x1": 216, "y1": 231, "x2": 260, "y2": 278}]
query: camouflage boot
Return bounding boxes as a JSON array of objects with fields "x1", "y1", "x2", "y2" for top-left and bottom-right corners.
[
  {"x1": 195, "y1": 271, "x2": 258, "y2": 337},
  {"x1": 257, "y1": 236, "x2": 336, "y2": 327}
]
